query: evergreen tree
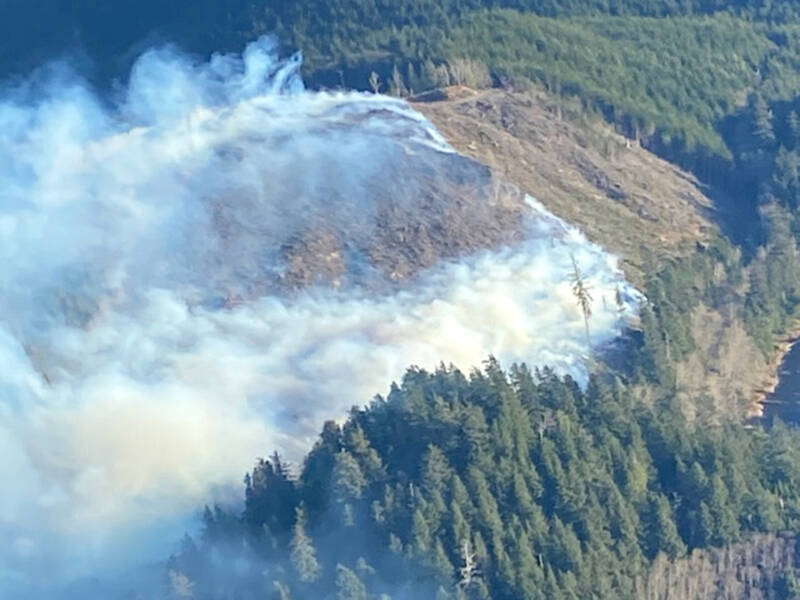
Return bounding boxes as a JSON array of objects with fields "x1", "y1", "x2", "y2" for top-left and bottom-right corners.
[
  {"x1": 178, "y1": 361, "x2": 800, "y2": 599},
  {"x1": 431, "y1": 537, "x2": 456, "y2": 581},
  {"x1": 389, "y1": 64, "x2": 408, "y2": 97},
  {"x1": 412, "y1": 507, "x2": 433, "y2": 555},
  {"x1": 707, "y1": 474, "x2": 740, "y2": 545},
  {"x1": 788, "y1": 110, "x2": 800, "y2": 146},
  {"x1": 422, "y1": 445, "x2": 454, "y2": 496},
  {"x1": 643, "y1": 493, "x2": 686, "y2": 559},
  {"x1": 335, "y1": 565, "x2": 368, "y2": 600},
  {"x1": 290, "y1": 505, "x2": 321, "y2": 583},
  {"x1": 332, "y1": 449, "x2": 367, "y2": 526},
  {"x1": 637, "y1": 304, "x2": 673, "y2": 386},
  {"x1": 752, "y1": 93, "x2": 776, "y2": 146},
  {"x1": 344, "y1": 424, "x2": 385, "y2": 480}
]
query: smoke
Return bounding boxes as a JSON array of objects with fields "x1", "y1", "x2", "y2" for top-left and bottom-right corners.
[{"x1": 0, "y1": 37, "x2": 641, "y2": 597}]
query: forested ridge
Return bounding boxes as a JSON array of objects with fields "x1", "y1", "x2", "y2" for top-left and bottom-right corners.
[
  {"x1": 170, "y1": 362, "x2": 800, "y2": 599},
  {"x1": 167, "y1": 194, "x2": 800, "y2": 599},
  {"x1": 14, "y1": 0, "x2": 800, "y2": 597},
  {"x1": 147, "y1": 0, "x2": 800, "y2": 594},
  {"x1": 9, "y1": 0, "x2": 800, "y2": 198}
]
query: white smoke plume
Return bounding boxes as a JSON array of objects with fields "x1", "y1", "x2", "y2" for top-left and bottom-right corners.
[{"x1": 0, "y1": 37, "x2": 641, "y2": 597}]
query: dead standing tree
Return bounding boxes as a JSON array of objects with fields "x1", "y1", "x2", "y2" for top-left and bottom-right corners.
[
  {"x1": 458, "y1": 539, "x2": 480, "y2": 593},
  {"x1": 570, "y1": 254, "x2": 593, "y2": 349},
  {"x1": 368, "y1": 71, "x2": 380, "y2": 94}
]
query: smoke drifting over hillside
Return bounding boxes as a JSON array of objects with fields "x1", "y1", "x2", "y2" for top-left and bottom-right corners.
[{"x1": 0, "y1": 38, "x2": 640, "y2": 597}]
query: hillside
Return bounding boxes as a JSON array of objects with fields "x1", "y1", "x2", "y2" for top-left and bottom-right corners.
[
  {"x1": 0, "y1": 40, "x2": 650, "y2": 600},
  {"x1": 158, "y1": 83, "x2": 800, "y2": 600},
  {"x1": 413, "y1": 86, "x2": 771, "y2": 421},
  {"x1": 9, "y1": 2, "x2": 800, "y2": 599},
  {"x1": 233, "y1": 146, "x2": 526, "y2": 295},
  {"x1": 415, "y1": 87, "x2": 714, "y2": 280},
  {"x1": 169, "y1": 362, "x2": 800, "y2": 600}
]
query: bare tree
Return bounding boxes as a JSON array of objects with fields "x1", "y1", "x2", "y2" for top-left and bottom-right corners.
[
  {"x1": 615, "y1": 285, "x2": 625, "y2": 315},
  {"x1": 458, "y1": 539, "x2": 480, "y2": 591},
  {"x1": 570, "y1": 255, "x2": 593, "y2": 348},
  {"x1": 368, "y1": 71, "x2": 380, "y2": 94}
]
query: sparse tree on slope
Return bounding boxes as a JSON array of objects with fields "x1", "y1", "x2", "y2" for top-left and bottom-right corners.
[
  {"x1": 368, "y1": 71, "x2": 380, "y2": 94},
  {"x1": 570, "y1": 255, "x2": 593, "y2": 348}
]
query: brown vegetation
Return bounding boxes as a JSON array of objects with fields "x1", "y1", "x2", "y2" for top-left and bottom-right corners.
[
  {"x1": 637, "y1": 534, "x2": 798, "y2": 600},
  {"x1": 415, "y1": 86, "x2": 715, "y2": 285},
  {"x1": 415, "y1": 85, "x2": 777, "y2": 423}
]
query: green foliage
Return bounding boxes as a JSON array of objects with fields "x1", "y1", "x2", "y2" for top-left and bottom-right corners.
[
  {"x1": 16, "y1": 2, "x2": 800, "y2": 598},
  {"x1": 290, "y1": 506, "x2": 322, "y2": 583},
  {"x1": 643, "y1": 493, "x2": 686, "y2": 559},
  {"x1": 444, "y1": 12, "x2": 771, "y2": 158},
  {"x1": 179, "y1": 361, "x2": 800, "y2": 599},
  {"x1": 743, "y1": 204, "x2": 800, "y2": 355},
  {"x1": 633, "y1": 238, "x2": 745, "y2": 386},
  {"x1": 11, "y1": 0, "x2": 800, "y2": 171},
  {"x1": 14, "y1": 0, "x2": 800, "y2": 199}
]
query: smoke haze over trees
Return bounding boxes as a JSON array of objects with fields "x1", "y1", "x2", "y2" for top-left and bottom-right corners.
[
  {"x1": 169, "y1": 362, "x2": 800, "y2": 599},
  {"x1": 8, "y1": 0, "x2": 800, "y2": 599},
  {"x1": 0, "y1": 36, "x2": 642, "y2": 598}
]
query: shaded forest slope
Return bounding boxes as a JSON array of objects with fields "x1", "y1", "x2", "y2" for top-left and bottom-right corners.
[
  {"x1": 173, "y1": 362, "x2": 800, "y2": 600},
  {"x1": 415, "y1": 86, "x2": 767, "y2": 421}
]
